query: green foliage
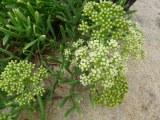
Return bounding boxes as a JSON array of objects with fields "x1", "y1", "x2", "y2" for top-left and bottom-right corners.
[
  {"x1": 0, "y1": 0, "x2": 88, "y2": 59},
  {"x1": 0, "y1": 0, "x2": 142, "y2": 119},
  {"x1": 0, "y1": 0, "x2": 87, "y2": 118},
  {"x1": 0, "y1": 0, "x2": 56, "y2": 59},
  {"x1": 0, "y1": 61, "x2": 6, "y2": 74}
]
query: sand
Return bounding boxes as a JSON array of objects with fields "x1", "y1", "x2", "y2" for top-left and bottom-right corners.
[{"x1": 19, "y1": 0, "x2": 160, "y2": 119}]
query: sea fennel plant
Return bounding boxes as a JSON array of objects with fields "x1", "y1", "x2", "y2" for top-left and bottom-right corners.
[
  {"x1": 0, "y1": 60, "x2": 48, "y2": 105},
  {"x1": 65, "y1": 1, "x2": 144, "y2": 107},
  {"x1": 0, "y1": 60, "x2": 48, "y2": 119},
  {"x1": 0, "y1": 0, "x2": 143, "y2": 119}
]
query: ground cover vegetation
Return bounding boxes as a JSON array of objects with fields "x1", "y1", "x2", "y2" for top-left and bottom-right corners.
[{"x1": 0, "y1": 0, "x2": 143, "y2": 119}]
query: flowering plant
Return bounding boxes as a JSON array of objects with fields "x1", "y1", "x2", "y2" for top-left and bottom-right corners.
[
  {"x1": 0, "y1": 0, "x2": 143, "y2": 119},
  {"x1": 0, "y1": 60, "x2": 48, "y2": 105},
  {"x1": 65, "y1": 1, "x2": 144, "y2": 107}
]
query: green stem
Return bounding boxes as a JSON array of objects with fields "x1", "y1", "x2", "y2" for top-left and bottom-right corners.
[
  {"x1": 88, "y1": 24, "x2": 101, "y2": 30},
  {"x1": 5, "y1": 106, "x2": 26, "y2": 116},
  {"x1": 0, "y1": 92, "x2": 7, "y2": 102},
  {"x1": 28, "y1": 109, "x2": 33, "y2": 120},
  {"x1": 37, "y1": 95, "x2": 46, "y2": 120},
  {"x1": 0, "y1": 102, "x2": 18, "y2": 109}
]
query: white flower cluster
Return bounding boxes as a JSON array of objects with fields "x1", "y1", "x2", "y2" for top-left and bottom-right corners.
[
  {"x1": 64, "y1": 39, "x2": 84, "y2": 60},
  {"x1": 72, "y1": 40, "x2": 128, "y2": 107},
  {"x1": 64, "y1": 48, "x2": 71, "y2": 59},
  {"x1": 72, "y1": 39, "x2": 84, "y2": 48},
  {"x1": 107, "y1": 39, "x2": 119, "y2": 49},
  {"x1": 0, "y1": 60, "x2": 48, "y2": 105},
  {"x1": 65, "y1": 1, "x2": 144, "y2": 107},
  {"x1": 122, "y1": 22, "x2": 145, "y2": 59}
]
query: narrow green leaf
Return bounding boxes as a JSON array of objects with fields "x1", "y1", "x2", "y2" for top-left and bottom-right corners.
[
  {"x1": 37, "y1": 95, "x2": 46, "y2": 120},
  {"x1": 56, "y1": 15, "x2": 68, "y2": 22},
  {"x1": 0, "y1": 27, "x2": 21, "y2": 38},
  {"x1": 17, "y1": 0, "x2": 27, "y2": 5},
  {"x1": 0, "y1": 48, "x2": 21, "y2": 60},
  {"x1": 7, "y1": 12, "x2": 18, "y2": 26},
  {"x1": 27, "y1": 16, "x2": 31, "y2": 26},
  {"x1": 89, "y1": 94, "x2": 96, "y2": 108},
  {"x1": 13, "y1": 112, "x2": 21, "y2": 120},
  {"x1": 28, "y1": 109, "x2": 33, "y2": 120},
  {"x1": 46, "y1": 78, "x2": 58, "y2": 103},
  {"x1": 116, "y1": 0, "x2": 126, "y2": 6},
  {"x1": 58, "y1": 79, "x2": 71, "y2": 84},
  {"x1": 5, "y1": 105, "x2": 26, "y2": 116},
  {"x1": 65, "y1": 106, "x2": 74, "y2": 117},
  {"x1": 60, "y1": 45, "x2": 65, "y2": 63},
  {"x1": 53, "y1": 0, "x2": 59, "y2": 7},
  {"x1": 0, "y1": 48, "x2": 13, "y2": 56},
  {"x1": 66, "y1": 28, "x2": 75, "y2": 41},
  {"x1": 0, "y1": 90, "x2": 7, "y2": 102},
  {"x1": 68, "y1": 80, "x2": 80, "y2": 86},
  {"x1": 12, "y1": 9, "x2": 23, "y2": 27},
  {"x1": 5, "y1": 5, "x2": 16, "y2": 9},
  {"x1": 14, "y1": 8, "x2": 27, "y2": 22},
  {"x1": 26, "y1": 26, "x2": 32, "y2": 37},
  {"x1": 0, "y1": 56, "x2": 13, "y2": 62},
  {"x1": 24, "y1": 39, "x2": 38, "y2": 50},
  {"x1": 0, "y1": 102, "x2": 18, "y2": 109},
  {"x1": 73, "y1": 101, "x2": 81, "y2": 115},
  {"x1": 68, "y1": 0, "x2": 76, "y2": 15},
  {"x1": 71, "y1": 93, "x2": 83, "y2": 115},
  {"x1": 126, "y1": 10, "x2": 137, "y2": 14},
  {"x1": 33, "y1": 24, "x2": 37, "y2": 35},
  {"x1": 36, "y1": 1, "x2": 53, "y2": 6},
  {"x1": 14, "y1": 16, "x2": 25, "y2": 28},
  {"x1": 35, "y1": 11, "x2": 40, "y2": 25},
  {"x1": 47, "y1": 15, "x2": 55, "y2": 38},
  {"x1": 6, "y1": 25, "x2": 26, "y2": 32},
  {"x1": 64, "y1": 62, "x2": 73, "y2": 75},
  {"x1": 47, "y1": 56, "x2": 63, "y2": 64},
  {"x1": 120, "y1": 0, "x2": 126, "y2": 6},
  {"x1": 62, "y1": 3, "x2": 72, "y2": 20},
  {"x1": 59, "y1": 96, "x2": 70, "y2": 108},
  {"x1": 2, "y1": 34, "x2": 10, "y2": 46},
  {"x1": 0, "y1": 17, "x2": 5, "y2": 25},
  {"x1": 58, "y1": 12, "x2": 67, "y2": 20},
  {"x1": 27, "y1": 2, "x2": 35, "y2": 17},
  {"x1": 74, "y1": 93, "x2": 83, "y2": 102},
  {"x1": 60, "y1": 25, "x2": 66, "y2": 43}
]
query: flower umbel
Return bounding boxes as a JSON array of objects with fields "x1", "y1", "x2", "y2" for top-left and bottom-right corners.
[
  {"x1": 66, "y1": 1, "x2": 145, "y2": 107},
  {"x1": 73, "y1": 40, "x2": 128, "y2": 107},
  {"x1": 0, "y1": 60, "x2": 48, "y2": 106}
]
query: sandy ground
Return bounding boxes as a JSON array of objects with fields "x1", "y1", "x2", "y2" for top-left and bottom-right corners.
[{"x1": 19, "y1": 0, "x2": 160, "y2": 120}]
